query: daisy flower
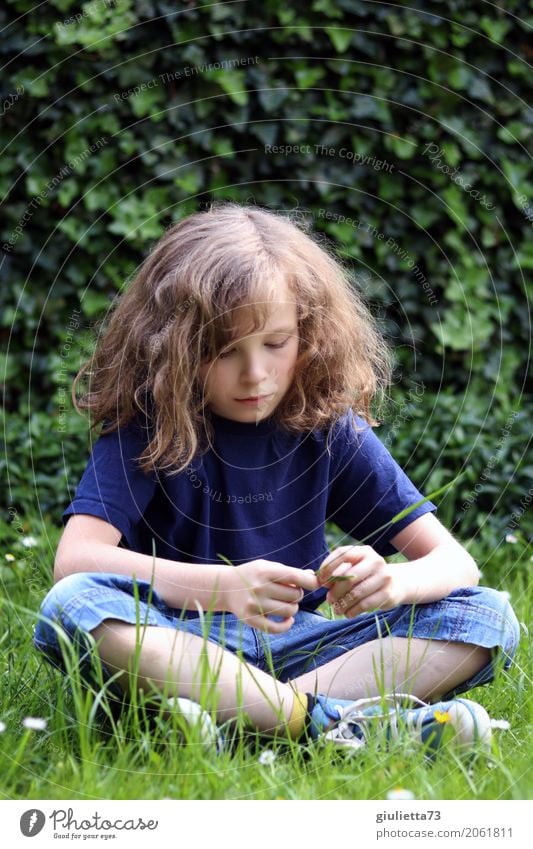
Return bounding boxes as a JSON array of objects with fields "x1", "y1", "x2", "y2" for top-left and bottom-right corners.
[
  {"x1": 258, "y1": 749, "x2": 277, "y2": 766},
  {"x1": 387, "y1": 787, "x2": 415, "y2": 800},
  {"x1": 22, "y1": 717, "x2": 47, "y2": 731}
]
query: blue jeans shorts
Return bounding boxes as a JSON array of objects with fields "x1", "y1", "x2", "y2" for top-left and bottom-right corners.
[{"x1": 33, "y1": 572, "x2": 520, "y2": 701}]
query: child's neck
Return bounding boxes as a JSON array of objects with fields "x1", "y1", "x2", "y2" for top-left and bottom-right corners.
[{"x1": 207, "y1": 409, "x2": 277, "y2": 436}]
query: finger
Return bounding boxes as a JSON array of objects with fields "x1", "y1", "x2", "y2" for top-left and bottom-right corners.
[
  {"x1": 266, "y1": 582, "x2": 306, "y2": 603},
  {"x1": 254, "y1": 615, "x2": 295, "y2": 634},
  {"x1": 325, "y1": 561, "x2": 377, "y2": 603},
  {"x1": 324, "y1": 562, "x2": 355, "y2": 601},
  {"x1": 272, "y1": 568, "x2": 317, "y2": 591},
  {"x1": 332, "y1": 575, "x2": 384, "y2": 613},
  {"x1": 317, "y1": 546, "x2": 355, "y2": 580},
  {"x1": 319, "y1": 545, "x2": 355, "y2": 569},
  {"x1": 345, "y1": 589, "x2": 395, "y2": 618},
  {"x1": 253, "y1": 597, "x2": 300, "y2": 619},
  {"x1": 318, "y1": 546, "x2": 366, "y2": 583}
]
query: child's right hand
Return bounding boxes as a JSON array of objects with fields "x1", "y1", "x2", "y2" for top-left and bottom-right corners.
[{"x1": 225, "y1": 560, "x2": 318, "y2": 633}]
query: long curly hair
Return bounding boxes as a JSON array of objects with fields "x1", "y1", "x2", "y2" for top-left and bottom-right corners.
[{"x1": 73, "y1": 202, "x2": 393, "y2": 474}]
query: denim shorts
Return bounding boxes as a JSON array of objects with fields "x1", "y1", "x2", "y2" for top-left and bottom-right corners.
[{"x1": 33, "y1": 572, "x2": 520, "y2": 701}]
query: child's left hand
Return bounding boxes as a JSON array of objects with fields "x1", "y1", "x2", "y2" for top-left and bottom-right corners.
[{"x1": 317, "y1": 545, "x2": 404, "y2": 617}]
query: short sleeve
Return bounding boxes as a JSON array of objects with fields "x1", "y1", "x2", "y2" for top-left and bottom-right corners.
[
  {"x1": 326, "y1": 411, "x2": 436, "y2": 556},
  {"x1": 62, "y1": 417, "x2": 158, "y2": 551}
]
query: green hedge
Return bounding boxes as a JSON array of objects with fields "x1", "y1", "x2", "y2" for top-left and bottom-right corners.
[{"x1": 1, "y1": 0, "x2": 531, "y2": 548}]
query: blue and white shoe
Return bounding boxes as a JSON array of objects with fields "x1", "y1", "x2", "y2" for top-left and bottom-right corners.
[{"x1": 322, "y1": 693, "x2": 492, "y2": 753}]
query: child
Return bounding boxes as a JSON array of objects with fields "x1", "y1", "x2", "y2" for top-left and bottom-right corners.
[{"x1": 34, "y1": 203, "x2": 519, "y2": 751}]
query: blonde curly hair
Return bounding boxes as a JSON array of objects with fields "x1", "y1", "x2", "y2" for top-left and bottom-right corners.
[{"x1": 73, "y1": 202, "x2": 393, "y2": 473}]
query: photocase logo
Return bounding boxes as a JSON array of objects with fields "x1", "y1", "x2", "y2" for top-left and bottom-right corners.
[{"x1": 20, "y1": 809, "x2": 46, "y2": 837}]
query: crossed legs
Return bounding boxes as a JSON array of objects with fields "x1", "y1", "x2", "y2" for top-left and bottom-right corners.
[
  {"x1": 90, "y1": 620, "x2": 490, "y2": 733},
  {"x1": 91, "y1": 620, "x2": 294, "y2": 730},
  {"x1": 293, "y1": 636, "x2": 491, "y2": 702}
]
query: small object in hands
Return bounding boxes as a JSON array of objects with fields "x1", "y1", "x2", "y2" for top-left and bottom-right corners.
[{"x1": 324, "y1": 575, "x2": 353, "y2": 583}]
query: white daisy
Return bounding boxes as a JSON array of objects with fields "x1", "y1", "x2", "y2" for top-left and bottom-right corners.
[
  {"x1": 0, "y1": 721, "x2": 6, "y2": 732},
  {"x1": 21, "y1": 536, "x2": 38, "y2": 548},
  {"x1": 505, "y1": 533, "x2": 518, "y2": 544},
  {"x1": 4, "y1": 554, "x2": 15, "y2": 562},
  {"x1": 22, "y1": 717, "x2": 47, "y2": 731},
  {"x1": 386, "y1": 787, "x2": 415, "y2": 800},
  {"x1": 258, "y1": 749, "x2": 277, "y2": 766}
]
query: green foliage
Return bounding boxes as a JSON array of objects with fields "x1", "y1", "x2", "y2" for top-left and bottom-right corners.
[
  {"x1": 379, "y1": 387, "x2": 532, "y2": 551},
  {"x1": 1, "y1": 1, "x2": 531, "y2": 546}
]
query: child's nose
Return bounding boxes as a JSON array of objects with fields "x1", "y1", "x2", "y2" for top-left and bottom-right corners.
[{"x1": 241, "y1": 354, "x2": 269, "y2": 383}]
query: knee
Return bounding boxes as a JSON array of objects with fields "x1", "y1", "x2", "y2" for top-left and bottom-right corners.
[
  {"x1": 455, "y1": 586, "x2": 520, "y2": 660},
  {"x1": 477, "y1": 586, "x2": 519, "y2": 657},
  {"x1": 39, "y1": 572, "x2": 100, "y2": 623},
  {"x1": 33, "y1": 572, "x2": 102, "y2": 657}
]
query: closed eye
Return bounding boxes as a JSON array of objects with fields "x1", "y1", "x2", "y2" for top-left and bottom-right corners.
[
  {"x1": 219, "y1": 338, "x2": 291, "y2": 358},
  {"x1": 265, "y1": 339, "x2": 290, "y2": 349}
]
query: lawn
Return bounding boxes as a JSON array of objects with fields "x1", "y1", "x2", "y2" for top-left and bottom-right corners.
[{"x1": 0, "y1": 519, "x2": 530, "y2": 801}]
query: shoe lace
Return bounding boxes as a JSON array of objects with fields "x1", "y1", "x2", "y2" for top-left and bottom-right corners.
[
  {"x1": 326, "y1": 715, "x2": 366, "y2": 747},
  {"x1": 326, "y1": 693, "x2": 429, "y2": 748},
  {"x1": 338, "y1": 693, "x2": 429, "y2": 723},
  {"x1": 326, "y1": 693, "x2": 431, "y2": 746}
]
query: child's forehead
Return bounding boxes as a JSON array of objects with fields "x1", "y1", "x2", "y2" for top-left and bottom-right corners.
[{"x1": 229, "y1": 294, "x2": 298, "y2": 335}]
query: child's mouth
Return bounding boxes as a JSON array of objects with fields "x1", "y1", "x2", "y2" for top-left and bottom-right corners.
[{"x1": 235, "y1": 395, "x2": 273, "y2": 405}]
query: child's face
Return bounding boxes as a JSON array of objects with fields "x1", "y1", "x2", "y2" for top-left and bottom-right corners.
[{"x1": 198, "y1": 280, "x2": 299, "y2": 423}]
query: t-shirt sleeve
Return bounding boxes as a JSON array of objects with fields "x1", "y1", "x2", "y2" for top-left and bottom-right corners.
[
  {"x1": 62, "y1": 417, "x2": 158, "y2": 551},
  {"x1": 326, "y1": 411, "x2": 437, "y2": 556}
]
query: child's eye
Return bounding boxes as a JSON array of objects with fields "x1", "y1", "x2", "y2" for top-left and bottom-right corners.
[
  {"x1": 265, "y1": 339, "x2": 290, "y2": 349},
  {"x1": 218, "y1": 339, "x2": 290, "y2": 359}
]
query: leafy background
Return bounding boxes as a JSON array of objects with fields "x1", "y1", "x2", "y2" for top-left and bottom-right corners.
[{"x1": 1, "y1": 0, "x2": 531, "y2": 567}]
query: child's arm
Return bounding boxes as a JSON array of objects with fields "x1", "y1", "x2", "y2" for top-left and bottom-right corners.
[
  {"x1": 55, "y1": 514, "x2": 317, "y2": 633},
  {"x1": 317, "y1": 513, "x2": 479, "y2": 618}
]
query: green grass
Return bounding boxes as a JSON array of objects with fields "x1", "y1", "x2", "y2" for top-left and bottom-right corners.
[{"x1": 0, "y1": 518, "x2": 531, "y2": 801}]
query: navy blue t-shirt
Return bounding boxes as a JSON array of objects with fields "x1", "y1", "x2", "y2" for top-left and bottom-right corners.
[{"x1": 63, "y1": 409, "x2": 436, "y2": 611}]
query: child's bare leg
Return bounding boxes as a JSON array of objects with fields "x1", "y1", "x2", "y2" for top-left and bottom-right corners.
[
  {"x1": 91, "y1": 620, "x2": 295, "y2": 732},
  {"x1": 292, "y1": 637, "x2": 491, "y2": 702}
]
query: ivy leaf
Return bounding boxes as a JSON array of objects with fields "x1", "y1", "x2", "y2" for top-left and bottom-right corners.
[
  {"x1": 386, "y1": 134, "x2": 416, "y2": 159},
  {"x1": 80, "y1": 291, "x2": 111, "y2": 319},
  {"x1": 294, "y1": 67, "x2": 325, "y2": 89},
  {"x1": 206, "y1": 70, "x2": 249, "y2": 106},
  {"x1": 479, "y1": 16, "x2": 512, "y2": 43},
  {"x1": 326, "y1": 27, "x2": 353, "y2": 53}
]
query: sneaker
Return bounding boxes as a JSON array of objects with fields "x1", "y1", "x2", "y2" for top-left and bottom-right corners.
[
  {"x1": 164, "y1": 697, "x2": 225, "y2": 753},
  {"x1": 323, "y1": 693, "x2": 492, "y2": 754}
]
